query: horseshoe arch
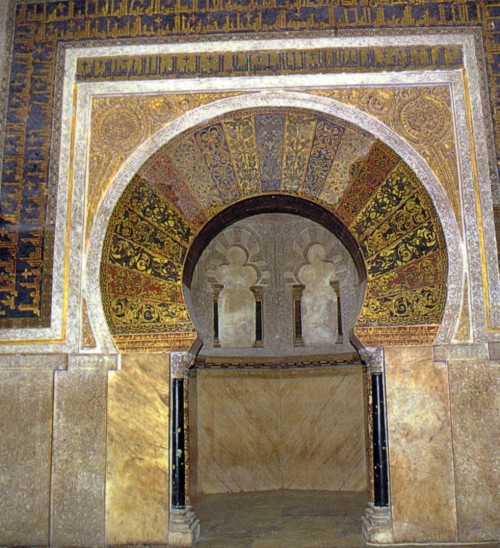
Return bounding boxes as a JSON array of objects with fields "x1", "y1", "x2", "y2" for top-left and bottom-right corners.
[{"x1": 84, "y1": 92, "x2": 462, "y2": 353}]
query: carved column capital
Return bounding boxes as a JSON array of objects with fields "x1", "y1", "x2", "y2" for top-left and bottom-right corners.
[
  {"x1": 359, "y1": 346, "x2": 384, "y2": 374},
  {"x1": 170, "y1": 351, "x2": 194, "y2": 379}
]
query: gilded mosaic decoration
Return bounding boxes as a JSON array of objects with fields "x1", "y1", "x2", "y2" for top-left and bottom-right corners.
[
  {"x1": 87, "y1": 92, "x2": 242, "y2": 243},
  {"x1": 2, "y1": 0, "x2": 498, "y2": 333},
  {"x1": 88, "y1": 86, "x2": 458, "y2": 244},
  {"x1": 101, "y1": 175, "x2": 196, "y2": 348},
  {"x1": 76, "y1": 45, "x2": 464, "y2": 81},
  {"x1": 311, "y1": 87, "x2": 460, "y2": 227},
  {"x1": 100, "y1": 108, "x2": 448, "y2": 351}
]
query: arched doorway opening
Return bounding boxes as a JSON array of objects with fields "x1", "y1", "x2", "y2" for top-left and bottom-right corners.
[
  {"x1": 93, "y1": 102, "x2": 454, "y2": 545},
  {"x1": 183, "y1": 203, "x2": 369, "y2": 545}
]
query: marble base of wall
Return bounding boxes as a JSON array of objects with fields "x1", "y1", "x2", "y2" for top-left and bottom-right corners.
[
  {"x1": 449, "y1": 359, "x2": 499, "y2": 542},
  {"x1": 1, "y1": 348, "x2": 497, "y2": 546},
  {"x1": 50, "y1": 364, "x2": 108, "y2": 546},
  {"x1": 0, "y1": 352, "x2": 171, "y2": 547},
  {"x1": 385, "y1": 346, "x2": 457, "y2": 543},
  {"x1": 191, "y1": 366, "x2": 367, "y2": 494},
  {"x1": 0, "y1": 370, "x2": 53, "y2": 545},
  {"x1": 106, "y1": 353, "x2": 170, "y2": 545}
]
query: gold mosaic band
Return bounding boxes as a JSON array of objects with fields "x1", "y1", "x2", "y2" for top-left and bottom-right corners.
[{"x1": 76, "y1": 45, "x2": 464, "y2": 82}]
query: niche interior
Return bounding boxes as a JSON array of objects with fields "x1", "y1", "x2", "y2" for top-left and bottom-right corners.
[{"x1": 186, "y1": 212, "x2": 369, "y2": 498}]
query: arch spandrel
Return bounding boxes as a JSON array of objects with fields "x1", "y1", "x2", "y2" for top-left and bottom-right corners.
[{"x1": 99, "y1": 106, "x2": 449, "y2": 352}]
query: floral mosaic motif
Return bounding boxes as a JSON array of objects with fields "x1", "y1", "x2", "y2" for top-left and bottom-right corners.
[
  {"x1": 194, "y1": 123, "x2": 240, "y2": 199},
  {"x1": 319, "y1": 128, "x2": 375, "y2": 208},
  {"x1": 335, "y1": 141, "x2": 401, "y2": 226},
  {"x1": 302, "y1": 119, "x2": 345, "y2": 198},
  {"x1": 222, "y1": 115, "x2": 260, "y2": 196},
  {"x1": 107, "y1": 297, "x2": 193, "y2": 334},
  {"x1": 351, "y1": 162, "x2": 418, "y2": 242},
  {"x1": 141, "y1": 153, "x2": 206, "y2": 224},
  {"x1": 126, "y1": 177, "x2": 193, "y2": 245},
  {"x1": 168, "y1": 135, "x2": 223, "y2": 209},
  {"x1": 255, "y1": 113, "x2": 286, "y2": 191},
  {"x1": 111, "y1": 208, "x2": 187, "y2": 265},
  {"x1": 102, "y1": 264, "x2": 183, "y2": 303},
  {"x1": 101, "y1": 172, "x2": 197, "y2": 335},
  {"x1": 358, "y1": 285, "x2": 446, "y2": 326},
  {"x1": 101, "y1": 107, "x2": 448, "y2": 344},
  {"x1": 108, "y1": 234, "x2": 181, "y2": 283},
  {"x1": 282, "y1": 114, "x2": 317, "y2": 193},
  {"x1": 367, "y1": 222, "x2": 441, "y2": 278},
  {"x1": 365, "y1": 251, "x2": 446, "y2": 297},
  {"x1": 360, "y1": 191, "x2": 434, "y2": 258}
]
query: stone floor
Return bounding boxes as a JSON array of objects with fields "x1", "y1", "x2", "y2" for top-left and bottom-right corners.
[
  {"x1": 192, "y1": 490, "x2": 499, "y2": 548},
  {"x1": 192, "y1": 490, "x2": 368, "y2": 547}
]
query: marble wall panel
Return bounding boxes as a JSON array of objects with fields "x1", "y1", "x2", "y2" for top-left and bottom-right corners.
[
  {"x1": 281, "y1": 367, "x2": 367, "y2": 491},
  {"x1": 449, "y1": 360, "x2": 500, "y2": 542},
  {"x1": 0, "y1": 370, "x2": 53, "y2": 546},
  {"x1": 192, "y1": 367, "x2": 367, "y2": 495},
  {"x1": 106, "y1": 353, "x2": 170, "y2": 545},
  {"x1": 384, "y1": 346, "x2": 457, "y2": 543},
  {"x1": 194, "y1": 369, "x2": 282, "y2": 494},
  {"x1": 50, "y1": 366, "x2": 107, "y2": 547}
]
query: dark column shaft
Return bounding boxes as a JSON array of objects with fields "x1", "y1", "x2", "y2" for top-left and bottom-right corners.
[
  {"x1": 172, "y1": 377, "x2": 186, "y2": 509},
  {"x1": 336, "y1": 289, "x2": 343, "y2": 341},
  {"x1": 213, "y1": 299, "x2": 219, "y2": 341},
  {"x1": 372, "y1": 372, "x2": 389, "y2": 507},
  {"x1": 255, "y1": 299, "x2": 262, "y2": 342}
]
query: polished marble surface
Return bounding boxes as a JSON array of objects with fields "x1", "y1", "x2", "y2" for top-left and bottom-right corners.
[
  {"x1": 106, "y1": 354, "x2": 170, "y2": 545},
  {"x1": 0, "y1": 371, "x2": 53, "y2": 546},
  {"x1": 51, "y1": 367, "x2": 107, "y2": 547},
  {"x1": 193, "y1": 367, "x2": 367, "y2": 495},
  {"x1": 449, "y1": 360, "x2": 500, "y2": 542},
  {"x1": 384, "y1": 347, "x2": 457, "y2": 543}
]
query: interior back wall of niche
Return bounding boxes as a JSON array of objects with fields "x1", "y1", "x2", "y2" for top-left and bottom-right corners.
[
  {"x1": 189, "y1": 366, "x2": 367, "y2": 495},
  {"x1": 189, "y1": 214, "x2": 361, "y2": 356}
]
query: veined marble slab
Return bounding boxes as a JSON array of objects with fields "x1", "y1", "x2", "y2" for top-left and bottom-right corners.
[{"x1": 192, "y1": 366, "x2": 367, "y2": 494}]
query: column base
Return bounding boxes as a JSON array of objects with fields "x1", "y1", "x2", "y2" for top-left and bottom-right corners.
[
  {"x1": 168, "y1": 506, "x2": 200, "y2": 547},
  {"x1": 362, "y1": 502, "x2": 393, "y2": 544}
]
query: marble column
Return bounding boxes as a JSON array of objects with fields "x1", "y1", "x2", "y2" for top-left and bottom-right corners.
[
  {"x1": 359, "y1": 347, "x2": 393, "y2": 544},
  {"x1": 168, "y1": 352, "x2": 200, "y2": 547}
]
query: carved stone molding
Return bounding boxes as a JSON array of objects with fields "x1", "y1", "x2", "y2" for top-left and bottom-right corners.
[
  {"x1": 434, "y1": 342, "x2": 490, "y2": 362},
  {"x1": 167, "y1": 506, "x2": 200, "y2": 548},
  {"x1": 361, "y1": 502, "x2": 393, "y2": 544}
]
